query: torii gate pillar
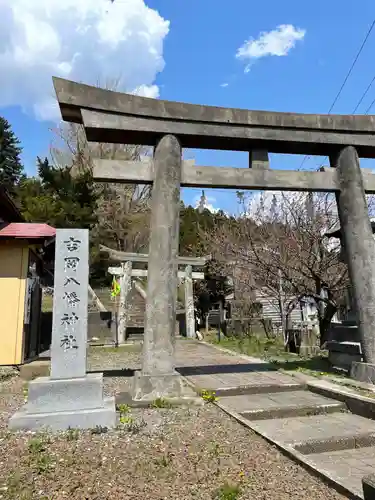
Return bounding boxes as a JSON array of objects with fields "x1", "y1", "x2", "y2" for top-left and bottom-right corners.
[
  {"x1": 332, "y1": 146, "x2": 375, "y2": 365},
  {"x1": 133, "y1": 134, "x2": 185, "y2": 400}
]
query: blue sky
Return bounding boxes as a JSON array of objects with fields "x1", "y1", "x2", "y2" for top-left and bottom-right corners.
[{"x1": 1, "y1": 0, "x2": 375, "y2": 214}]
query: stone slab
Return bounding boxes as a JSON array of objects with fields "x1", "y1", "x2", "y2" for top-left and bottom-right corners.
[
  {"x1": 183, "y1": 370, "x2": 303, "y2": 393},
  {"x1": 363, "y1": 474, "x2": 375, "y2": 500},
  {"x1": 9, "y1": 397, "x2": 116, "y2": 431},
  {"x1": 249, "y1": 412, "x2": 375, "y2": 447},
  {"x1": 171, "y1": 340, "x2": 375, "y2": 499},
  {"x1": 26, "y1": 373, "x2": 105, "y2": 414},
  {"x1": 328, "y1": 350, "x2": 362, "y2": 370},
  {"x1": 218, "y1": 391, "x2": 345, "y2": 418},
  {"x1": 294, "y1": 434, "x2": 375, "y2": 455},
  {"x1": 132, "y1": 371, "x2": 185, "y2": 401},
  {"x1": 307, "y1": 447, "x2": 375, "y2": 499},
  {"x1": 351, "y1": 362, "x2": 375, "y2": 384},
  {"x1": 307, "y1": 379, "x2": 375, "y2": 420},
  {"x1": 215, "y1": 396, "x2": 368, "y2": 499}
]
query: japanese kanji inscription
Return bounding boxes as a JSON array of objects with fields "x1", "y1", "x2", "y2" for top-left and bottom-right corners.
[{"x1": 50, "y1": 229, "x2": 89, "y2": 379}]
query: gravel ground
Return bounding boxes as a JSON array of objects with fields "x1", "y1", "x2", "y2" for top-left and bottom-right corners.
[{"x1": 0, "y1": 347, "x2": 349, "y2": 500}]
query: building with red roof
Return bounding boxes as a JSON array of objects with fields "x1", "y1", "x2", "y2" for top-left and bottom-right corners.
[{"x1": 0, "y1": 188, "x2": 56, "y2": 365}]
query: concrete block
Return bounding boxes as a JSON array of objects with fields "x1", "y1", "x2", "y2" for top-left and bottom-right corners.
[
  {"x1": 351, "y1": 362, "x2": 375, "y2": 384},
  {"x1": 326, "y1": 341, "x2": 362, "y2": 355},
  {"x1": 328, "y1": 351, "x2": 362, "y2": 370},
  {"x1": 363, "y1": 474, "x2": 375, "y2": 500},
  {"x1": 9, "y1": 397, "x2": 116, "y2": 431},
  {"x1": 26, "y1": 373, "x2": 105, "y2": 414},
  {"x1": 19, "y1": 361, "x2": 50, "y2": 381},
  {"x1": 132, "y1": 371, "x2": 185, "y2": 401},
  {"x1": 327, "y1": 324, "x2": 360, "y2": 343}
]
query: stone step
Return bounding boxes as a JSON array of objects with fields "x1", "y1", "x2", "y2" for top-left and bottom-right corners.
[
  {"x1": 294, "y1": 433, "x2": 375, "y2": 455},
  {"x1": 326, "y1": 340, "x2": 362, "y2": 355},
  {"x1": 327, "y1": 324, "x2": 360, "y2": 343},
  {"x1": 213, "y1": 382, "x2": 305, "y2": 397},
  {"x1": 341, "y1": 319, "x2": 358, "y2": 327},
  {"x1": 218, "y1": 391, "x2": 347, "y2": 421},
  {"x1": 249, "y1": 412, "x2": 375, "y2": 453},
  {"x1": 127, "y1": 334, "x2": 144, "y2": 341},
  {"x1": 306, "y1": 446, "x2": 375, "y2": 499},
  {"x1": 328, "y1": 350, "x2": 363, "y2": 371}
]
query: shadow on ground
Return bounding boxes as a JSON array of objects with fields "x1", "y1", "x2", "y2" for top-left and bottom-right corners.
[
  {"x1": 177, "y1": 356, "x2": 334, "y2": 377},
  {"x1": 89, "y1": 368, "x2": 135, "y2": 377}
]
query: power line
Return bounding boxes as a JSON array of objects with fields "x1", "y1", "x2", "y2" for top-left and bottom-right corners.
[
  {"x1": 298, "y1": 19, "x2": 375, "y2": 171},
  {"x1": 314, "y1": 69, "x2": 375, "y2": 171},
  {"x1": 327, "y1": 20, "x2": 375, "y2": 114},
  {"x1": 352, "y1": 74, "x2": 375, "y2": 113},
  {"x1": 364, "y1": 95, "x2": 375, "y2": 114}
]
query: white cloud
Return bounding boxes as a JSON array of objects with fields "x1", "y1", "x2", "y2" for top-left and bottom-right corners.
[
  {"x1": 132, "y1": 84, "x2": 160, "y2": 99},
  {"x1": 236, "y1": 24, "x2": 305, "y2": 72},
  {"x1": 0, "y1": 0, "x2": 169, "y2": 121},
  {"x1": 220, "y1": 82, "x2": 229, "y2": 88}
]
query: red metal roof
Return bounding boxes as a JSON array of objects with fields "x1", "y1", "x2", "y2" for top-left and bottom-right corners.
[{"x1": 0, "y1": 223, "x2": 56, "y2": 239}]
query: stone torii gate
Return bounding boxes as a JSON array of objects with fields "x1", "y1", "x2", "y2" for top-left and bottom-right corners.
[
  {"x1": 104, "y1": 248, "x2": 208, "y2": 343},
  {"x1": 54, "y1": 76, "x2": 375, "y2": 400}
]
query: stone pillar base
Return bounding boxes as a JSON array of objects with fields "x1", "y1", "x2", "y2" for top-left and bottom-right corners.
[
  {"x1": 132, "y1": 370, "x2": 185, "y2": 401},
  {"x1": 350, "y1": 362, "x2": 375, "y2": 384},
  {"x1": 363, "y1": 474, "x2": 375, "y2": 499},
  {"x1": 299, "y1": 346, "x2": 320, "y2": 357},
  {"x1": 9, "y1": 373, "x2": 116, "y2": 431}
]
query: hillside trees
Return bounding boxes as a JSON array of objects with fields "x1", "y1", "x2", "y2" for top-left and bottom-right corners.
[
  {"x1": 205, "y1": 191, "x2": 350, "y2": 345},
  {"x1": 0, "y1": 116, "x2": 24, "y2": 194}
]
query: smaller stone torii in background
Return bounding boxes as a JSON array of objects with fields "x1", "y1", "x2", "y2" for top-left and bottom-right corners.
[
  {"x1": 54, "y1": 76, "x2": 375, "y2": 401},
  {"x1": 105, "y1": 247, "x2": 208, "y2": 343}
]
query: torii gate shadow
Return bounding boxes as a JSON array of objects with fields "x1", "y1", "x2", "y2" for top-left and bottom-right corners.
[{"x1": 89, "y1": 356, "x2": 328, "y2": 378}]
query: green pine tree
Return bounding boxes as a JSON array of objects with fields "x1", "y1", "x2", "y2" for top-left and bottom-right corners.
[
  {"x1": 0, "y1": 117, "x2": 24, "y2": 193},
  {"x1": 17, "y1": 157, "x2": 98, "y2": 229}
]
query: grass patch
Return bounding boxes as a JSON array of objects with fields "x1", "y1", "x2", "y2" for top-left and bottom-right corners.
[
  {"x1": 207, "y1": 331, "x2": 337, "y2": 377},
  {"x1": 213, "y1": 482, "x2": 241, "y2": 500},
  {"x1": 27, "y1": 436, "x2": 54, "y2": 475},
  {"x1": 151, "y1": 398, "x2": 172, "y2": 409},
  {"x1": 117, "y1": 404, "x2": 146, "y2": 433},
  {"x1": 41, "y1": 294, "x2": 53, "y2": 313},
  {"x1": 201, "y1": 389, "x2": 218, "y2": 403},
  {"x1": 210, "y1": 331, "x2": 289, "y2": 359}
]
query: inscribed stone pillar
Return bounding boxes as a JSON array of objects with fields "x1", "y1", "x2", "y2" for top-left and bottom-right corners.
[
  {"x1": 134, "y1": 134, "x2": 182, "y2": 399},
  {"x1": 331, "y1": 146, "x2": 375, "y2": 364},
  {"x1": 184, "y1": 265, "x2": 195, "y2": 338},
  {"x1": 118, "y1": 261, "x2": 132, "y2": 344},
  {"x1": 9, "y1": 229, "x2": 116, "y2": 431},
  {"x1": 50, "y1": 229, "x2": 89, "y2": 379}
]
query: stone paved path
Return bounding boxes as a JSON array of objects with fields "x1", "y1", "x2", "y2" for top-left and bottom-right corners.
[{"x1": 175, "y1": 340, "x2": 375, "y2": 499}]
